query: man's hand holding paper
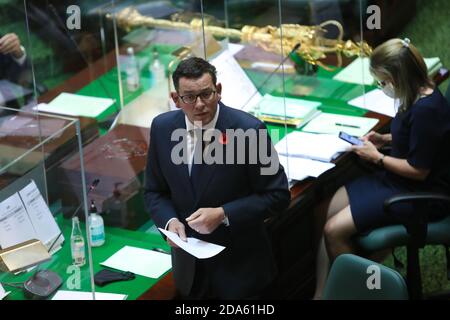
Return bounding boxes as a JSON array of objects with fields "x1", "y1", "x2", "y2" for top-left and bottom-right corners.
[{"x1": 159, "y1": 228, "x2": 226, "y2": 259}]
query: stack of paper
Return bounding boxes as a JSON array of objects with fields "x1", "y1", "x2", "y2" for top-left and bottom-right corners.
[
  {"x1": 348, "y1": 88, "x2": 398, "y2": 117},
  {"x1": 275, "y1": 131, "x2": 351, "y2": 162},
  {"x1": 247, "y1": 94, "x2": 322, "y2": 128},
  {"x1": 101, "y1": 246, "x2": 171, "y2": 279},
  {"x1": 38, "y1": 93, "x2": 115, "y2": 119},
  {"x1": 301, "y1": 113, "x2": 379, "y2": 137},
  {"x1": 333, "y1": 57, "x2": 443, "y2": 85},
  {"x1": 52, "y1": 291, "x2": 127, "y2": 300},
  {"x1": 278, "y1": 155, "x2": 335, "y2": 181}
]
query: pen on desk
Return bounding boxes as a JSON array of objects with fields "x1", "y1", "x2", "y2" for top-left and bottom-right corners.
[
  {"x1": 152, "y1": 248, "x2": 170, "y2": 255},
  {"x1": 335, "y1": 123, "x2": 360, "y2": 129}
]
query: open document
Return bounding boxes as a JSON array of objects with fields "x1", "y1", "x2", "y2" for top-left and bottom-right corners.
[
  {"x1": 210, "y1": 49, "x2": 262, "y2": 110},
  {"x1": 101, "y1": 246, "x2": 171, "y2": 279},
  {"x1": 159, "y1": 228, "x2": 226, "y2": 259},
  {"x1": 301, "y1": 113, "x2": 379, "y2": 137},
  {"x1": 0, "y1": 180, "x2": 63, "y2": 251},
  {"x1": 52, "y1": 290, "x2": 127, "y2": 300},
  {"x1": 275, "y1": 131, "x2": 351, "y2": 162},
  {"x1": 279, "y1": 155, "x2": 335, "y2": 181},
  {"x1": 348, "y1": 88, "x2": 397, "y2": 117}
]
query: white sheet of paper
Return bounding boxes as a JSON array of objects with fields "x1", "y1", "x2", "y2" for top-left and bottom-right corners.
[
  {"x1": 226, "y1": 42, "x2": 244, "y2": 56},
  {"x1": 279, "y1": 155, "x2": 335, "y2": 181},
  {"x1": 302, "y1": 113, "x2": 379, "y2": 137},
  {"x1": 0, "y1": 283, "x2": 11, "y2": 300},
  {"x1": 333, "y1": 57, "x2": 374, "y2": 86},
  {"x1": 51, "y1": 290, "x2": 127, "y2": 300},
  {"x1": 348, "y1": 88, "x2": 398, "y2": 117},
  {"x1": 38, "y1": 93, "x2": 114, "y2": 118},
  {"x1": 210, "y1": 49, "x2": 262, "y2": 110},
  {"x1": 159, "y1": 228, "x2": 226, "y2": 259},
  {"x1": 18, "y1": 180, "x2": 63, "y2": 248},
  {"x1": 0, "y1": 193, "x2": 37, "y2": 248},
  {"x1": 333, "y1": 57, "x2": 441, "y2": 85},
  {"x1": 100, "y1": 246, "x2": 171, "y2": 279},
  {"x1": 275, "y1": 131, "x2": 350, "y2": 162}
]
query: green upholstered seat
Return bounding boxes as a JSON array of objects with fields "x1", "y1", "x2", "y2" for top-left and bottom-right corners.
[
  {"x1": 355, "y1": 215, "x2": 450, "y2": 252},
  {"x1": 323, "y1": 253, "x2": 409, "y2": 300}
]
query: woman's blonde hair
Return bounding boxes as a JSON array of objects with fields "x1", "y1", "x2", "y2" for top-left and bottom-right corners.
[{"x1": 369, "y1": 38, "x2": 434, "y2": 112}]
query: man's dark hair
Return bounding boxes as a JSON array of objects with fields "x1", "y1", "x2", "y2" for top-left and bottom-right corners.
[{"x1": 172, "y1": 57, "x2": 217, "y2": 92}]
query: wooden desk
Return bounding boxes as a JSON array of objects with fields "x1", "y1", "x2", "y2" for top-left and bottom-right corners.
[
  {"x1": 58, "y1": 124, "x2": 150, "y2": 229},
  {"x1": 31, "y1": 41, "x2": 447, "y2": 299}
]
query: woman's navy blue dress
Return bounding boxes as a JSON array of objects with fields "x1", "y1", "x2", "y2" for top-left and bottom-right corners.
[{"x1": 346, "y1": 89, "x2": 450, "y2": 233}]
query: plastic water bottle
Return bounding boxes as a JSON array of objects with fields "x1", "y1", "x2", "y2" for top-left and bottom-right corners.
[
  {"x1": 150, "y1": 49, "x2": 165, "y2": 86},
  {"x1": 71, "y1": 216, "x2": 86, "y2": 267},
  {"x1": 126, "y1": 47, "x2": 140, "y2": 92},
  {"x1": 88, "y1": 200, "x2": 105, "y2": 247}
]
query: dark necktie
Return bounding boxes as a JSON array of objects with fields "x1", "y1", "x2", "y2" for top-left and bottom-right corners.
[{"x1": 190, "y1": 129, "x2": 205, "y2": 195}]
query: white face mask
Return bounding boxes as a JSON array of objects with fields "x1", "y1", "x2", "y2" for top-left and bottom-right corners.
[{"x1": 382, "y1": 82, "x2": 396, "y2": 98}]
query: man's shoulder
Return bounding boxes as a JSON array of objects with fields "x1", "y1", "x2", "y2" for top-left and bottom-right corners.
[
  {"x1": 152, "y1": 109, "x2": 183, "y2": 128},
  {"x1": 222, "y1": 104, "x2": 265, "y2": 130}
]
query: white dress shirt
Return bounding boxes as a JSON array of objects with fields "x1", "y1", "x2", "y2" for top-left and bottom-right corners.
[{"x1": 165, "y1": 105, "x2": 227, "y2": 230}]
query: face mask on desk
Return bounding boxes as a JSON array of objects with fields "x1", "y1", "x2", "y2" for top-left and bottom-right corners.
[{"x1": 382, "y1": 82, "x2": 396, "y2": 98}]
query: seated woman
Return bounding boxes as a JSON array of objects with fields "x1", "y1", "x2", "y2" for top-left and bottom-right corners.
[{"x1": 313, "y1": 38, "x2": 450, "y2": 299}]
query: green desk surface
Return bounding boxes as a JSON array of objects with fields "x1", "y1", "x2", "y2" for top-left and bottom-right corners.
[
  {"x1": 76, "y1": 43, "x2": 377, "y2": 129},
  {"x1": 0, "y1": 214, "x2": 171, "y2": 300}
]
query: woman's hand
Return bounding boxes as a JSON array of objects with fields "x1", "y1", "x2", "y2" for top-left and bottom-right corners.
[
  {"x1": 0, "y1": 33, "x2": 23, "y2": 59},
  {"x1": 350, "y1": 138, "x2": 384, "y2": 164},
  {"x1": 363, "y1": 131, "x2": 389, "y2": 149}
]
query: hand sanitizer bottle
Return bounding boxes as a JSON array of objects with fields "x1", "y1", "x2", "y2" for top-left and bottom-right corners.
[
  {"x1": 150, "y1": 48, "x2": 165, "y2": 86},
  {"x1": 71, "y1": 216, "x2": 86, "y2": 266},
  {"x1": 88, "y1": 200, "x2": 105, "y2": 247},
  {"x1": 126, "y1": 47, "x2": 140, "y2": 92}
]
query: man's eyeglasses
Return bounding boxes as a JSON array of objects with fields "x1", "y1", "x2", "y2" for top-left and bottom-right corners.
[
  {"x1": 179, "y1": 90, "x2": 216, "y2": 104},
  {"x1": 376, "y1": 80, "x2": 387, "y2": 88}
]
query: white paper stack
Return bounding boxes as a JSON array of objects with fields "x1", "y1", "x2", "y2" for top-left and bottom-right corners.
[
  {"x1": 100, "y1": 246, "x2": 171, "y2": 279},
  {"x1": 275, "y1": 131, "x2": 351, "y2": 163}
]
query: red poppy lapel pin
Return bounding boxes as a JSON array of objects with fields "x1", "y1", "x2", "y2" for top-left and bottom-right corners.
[{"x1": 219, "y1": 132, "x2": 228, "y2": 145}]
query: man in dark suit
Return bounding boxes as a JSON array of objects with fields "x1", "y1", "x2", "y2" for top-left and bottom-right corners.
[
  {"x1": 0, "y1": 33, "x2": 31, "y2": 110},
  {"x1": 144, "y1": 57, "x2": 290, "y2": 299}
]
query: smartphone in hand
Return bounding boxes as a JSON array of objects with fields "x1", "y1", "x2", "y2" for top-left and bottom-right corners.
[{"x1": 339, "y1": 131, "x2": 363, "y2": 146}]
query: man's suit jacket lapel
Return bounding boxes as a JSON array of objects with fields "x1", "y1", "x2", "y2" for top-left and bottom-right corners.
[
  {"x1": 170, "y1": 111, "x2": 195, "y2": 202},
  {"x1": 191, "y1": 103, "x2": 232, "y2": 204}
]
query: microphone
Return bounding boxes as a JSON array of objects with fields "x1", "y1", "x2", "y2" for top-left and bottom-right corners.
[
  {"x1": 241, "y1": 43, "x2": 301, "y2": 110},
  {"x1": 21, "y1": 179, "x2": 100, "y2": 299}
]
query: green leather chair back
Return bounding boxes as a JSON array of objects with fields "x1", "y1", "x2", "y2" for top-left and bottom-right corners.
[{"x1": 323, "y1": 254, "x2": 409, "y2": 300}]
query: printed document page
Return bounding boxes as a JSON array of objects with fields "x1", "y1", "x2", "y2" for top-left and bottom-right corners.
[{"x1": 159, "y1": 228, "x2": 226, "y2": 259}]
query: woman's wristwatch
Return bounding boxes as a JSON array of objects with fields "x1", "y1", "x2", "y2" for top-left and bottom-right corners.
[{"x1": 377, "y1": 154, "x2": 385, "y2": 167}]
